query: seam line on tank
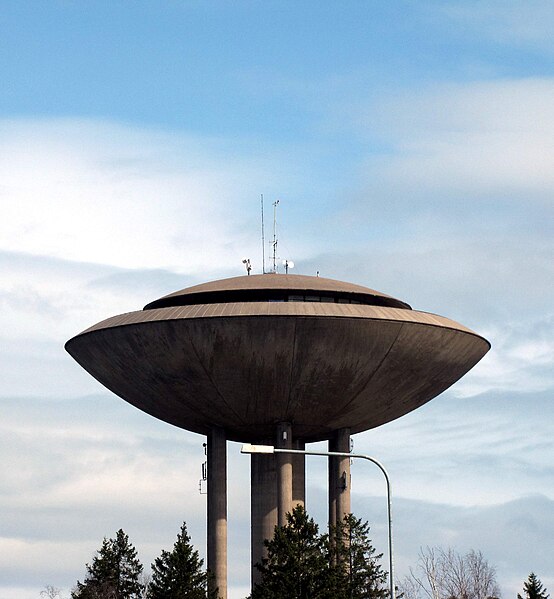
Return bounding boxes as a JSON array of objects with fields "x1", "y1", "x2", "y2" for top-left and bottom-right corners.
[
  {"x1": 188, "y1": 335, "x2": 246, "y2": 426},
  {"x1": 284, "y1": 319, "x2": 299, "y2": 417},
  {"x1": 329, "y1": 322, "x2": 406, "y2": 423}
]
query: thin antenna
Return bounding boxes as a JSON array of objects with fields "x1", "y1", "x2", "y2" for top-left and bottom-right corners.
[
  {"x1": 272, "y1": 199, "x2": 280, "y2": 273},
  {"x1": 199, "y1": 443, "x2": 207, "y2": 495},
  {"x1": 261, "y1": 194, "x2": 265, "y2": 274}
]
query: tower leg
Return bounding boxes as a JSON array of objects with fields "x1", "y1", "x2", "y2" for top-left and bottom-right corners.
[
  {"x1": 251, "y1": 424, "x2": 298, "y2": 589},
  {"x1": 329, "y1": 427, "x2": 351, "y2": 531},
  {"x1": 276, "y1": 422, "x2": 292, "y2": 527},
  {"x1": 336, "y1": 427, "x2": 351, "y2": 523},
  {"x1": 250, "y1": 443, "x2": 277, "y2": 587},
  {"x1": 329, "y1": 435, "x2": 337, "y2": 531},
  {"x1": 207, "y1": 427, "x2": 227, "y2": 599},
  {"x1": 292, "y1": 439, "x2": 305, "y2": 509}
]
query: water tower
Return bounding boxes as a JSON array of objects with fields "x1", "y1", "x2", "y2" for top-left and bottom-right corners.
[{"x1": 65, "y1": 273, "x2": 489, "y2": 596}]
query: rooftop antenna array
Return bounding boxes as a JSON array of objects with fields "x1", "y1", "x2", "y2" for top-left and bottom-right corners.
[
  {"x1": 260, "y1": 194, "x2": 265, "y2": 274},
  {"x1": 272, "y1": 199, "x2": 279, "y2": 273},
  {"x1": 259, "y1": 196, "x2": 292, "y2": 275}
]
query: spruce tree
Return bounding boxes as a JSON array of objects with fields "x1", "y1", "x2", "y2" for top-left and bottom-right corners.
[
  {"x1": 72, "y1": 529, "x2": 144, "y2": 599},
  {"x1": 518, "y1": 573, "x2": 549, "y2": 599},
  {"x1": 333, "y1": 514, "x2": 388, "y2": 599},
  {"x1": 251, "y1": 505, "x2": 342, "y2": 599},
  {"x1": 250, "y1": 507, "x2": 389, "y2": 599},
  {"x1": 149, "y1": 522, "x2": 215, "y2": 599}
]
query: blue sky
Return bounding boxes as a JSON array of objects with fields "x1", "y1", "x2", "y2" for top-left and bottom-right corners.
[{"x1": 1, "y1": 2, "x2": 553, "y2": 598}]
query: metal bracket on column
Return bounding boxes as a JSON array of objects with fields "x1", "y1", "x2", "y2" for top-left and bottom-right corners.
[{"x1": 340, "y1": 470, "x2": 348, "y2": 491}]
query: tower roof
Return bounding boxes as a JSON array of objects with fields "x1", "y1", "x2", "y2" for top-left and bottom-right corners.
[{"x1": 144, "y1": 274, "x2": 411, "y2": 310}]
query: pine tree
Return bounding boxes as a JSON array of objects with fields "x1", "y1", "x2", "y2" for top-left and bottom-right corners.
[
  {"x1": 72, "y1": 529, "x2": 144, "y2": 599},
  {"x1": 518, "y1": 573, "x2": 549, "y2": 599},
  {"x1": 332, "y1": 514, "x2": 388, "y2": 599},
  {"x1": 249, "y1": 507, "x2": 389, "y2": 599},
  {"x1": 148, "y1": 522, "x2": 215, "y2": 599},
  {"x1": 250, "y1": 505, "x2": 338, "y2": 599}
]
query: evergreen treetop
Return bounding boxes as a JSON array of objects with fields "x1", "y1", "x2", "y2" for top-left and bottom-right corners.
[
  {"x1": 149, "y1": 521, "x2": 216, "y2": 599},
  {"x1": 251, "y1": 505, "x2": 338, "y2": 599},
  {"x1": 518, "y1": 573, "x2": 549, "y2": 599},
  {"x1": 250, "y1": 505, "x2": 388, "y2": 599},
  {"x1": 72, "y1": 529, "x2": 144, "y2": 599},
  {"x1": 332, "y1": 514, "x2": 388, "y2": 599}
]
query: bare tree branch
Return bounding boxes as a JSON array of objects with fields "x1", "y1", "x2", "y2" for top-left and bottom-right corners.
[{"x1": 401, "y1": 547, "x2": 500, "y2": 599}]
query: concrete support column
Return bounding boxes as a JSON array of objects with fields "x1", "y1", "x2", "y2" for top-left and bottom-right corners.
[
  {"x1": 251, "y1": 424, "x2": 298, "y2": 588},
  {"x1": 292, "y1": 440, "x2": 305, "y2": 510},
  {"x1": 328, "y1": 435, "x2": 338, "y2": 531},
  {"x1": 328, "y1": 427, "x2": 351, "y2": 531},
  {"x1": 207, "y1": 427, "x2": 227, "y2": 599},
  {"x1": 335, "y1": 427, "x2": 351, "y2": 523},
  {"x1": 250, "y1": 444, "x2": 277, "y2": 588},
  {"x1": 276, "y1": 422, "x2": 293, "y2": 527}
]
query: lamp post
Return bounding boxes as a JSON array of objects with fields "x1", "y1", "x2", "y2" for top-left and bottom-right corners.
[{"x1": 241, "y1": 443, "x2": 395, "y2": 599}]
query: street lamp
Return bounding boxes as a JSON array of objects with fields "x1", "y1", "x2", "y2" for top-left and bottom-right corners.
[{"x1": 241, "y1": 443, "x2": 396, "y2": 599}]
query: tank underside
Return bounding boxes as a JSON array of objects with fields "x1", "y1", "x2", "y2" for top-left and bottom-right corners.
[{"x1": 65, "y1": 301, "x2": 489, "y2": 442}]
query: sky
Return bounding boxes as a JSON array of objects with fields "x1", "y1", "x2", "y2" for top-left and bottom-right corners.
[{"x1": 1, "y1": 1, "x2": 553, "y2": 597}]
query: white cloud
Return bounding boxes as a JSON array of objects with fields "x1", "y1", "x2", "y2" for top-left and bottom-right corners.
[
  {"x1": 354, "y1": 80, "x2": 554, "y2": 217},
  {"x1": 454, "y1": 315, "x2": 554, "y2": 397},
  {"x1": 0, "y1": 118, "x2": 277, "y2": 274},
  {"x1": 347, "y1": 386, "x2": 554, "y2": 508},
  {"x1": 0, "y1": 537, "x2": 95, "y2": 584},
  {"x1": 0, "y1": 394, "x2": 251, "y2": 595}
]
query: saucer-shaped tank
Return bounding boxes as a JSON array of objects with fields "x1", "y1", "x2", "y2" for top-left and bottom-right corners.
[{"x1": 65, "y1": 274, "x2": 490, "y2": 442}]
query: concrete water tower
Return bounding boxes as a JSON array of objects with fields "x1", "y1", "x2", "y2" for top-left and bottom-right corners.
[{"x1": 65, "y1": 273, "x2": 490, "y2": 596}]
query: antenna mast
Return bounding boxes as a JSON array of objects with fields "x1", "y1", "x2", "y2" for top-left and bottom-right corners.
[
  {"x1": 272, "y1": 199, "x2": 279, "y2": 273},
  {"x1": 261, "y1": 194, "x2": 265, "y2": 274}
]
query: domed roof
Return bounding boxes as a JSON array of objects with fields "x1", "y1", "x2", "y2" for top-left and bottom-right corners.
[{"x1": 144, "y1": 274, "x2": 411, "y2": 310}]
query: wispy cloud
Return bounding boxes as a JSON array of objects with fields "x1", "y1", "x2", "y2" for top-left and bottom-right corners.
[
  {"x1": 348, "y1": 388, "x2": 554, "y2": 507},
  {"x1": 354, "y1": 79, "x2": 554, "y2": 224},
  {"x1": 0, "y1": 394, "x2": 251, "y2": 595},
  {"x1": 0, "y1": 118, "x2": 281, "y2": 274},
  {"x1": 456, "y1": 315, "x2": 554, "y2": 397}
]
